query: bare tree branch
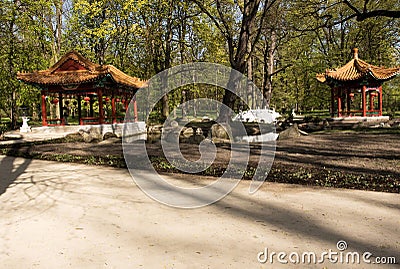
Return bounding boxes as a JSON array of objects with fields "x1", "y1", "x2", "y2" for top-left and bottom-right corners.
[
  {"x1": 191, "y1": 0, "x2": 226, "y2": 37},
  {"x1": 269, "y1": 64, "x2": 292, "y2": 77},
  {"x1": 248, "y1": 0, "x2": 279, "y2": 61},
  {"x1": 356, "y1": 9, "x2": 400, "y2": 21},
  {"x1": 342, "y1": 0, "x2": 400, "y2": 21},
  {"x1": 342, "y1": 0, "x2": 361, "y2": 16}
]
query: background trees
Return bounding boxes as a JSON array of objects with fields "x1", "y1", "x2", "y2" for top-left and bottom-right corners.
[{"x1": 0, "y1": 0, "x2": 399, "y2": 127}]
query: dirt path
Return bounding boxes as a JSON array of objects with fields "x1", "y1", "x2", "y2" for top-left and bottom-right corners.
[{"x1": 0, "y1": 156, "x2": 399, "y2": 268}]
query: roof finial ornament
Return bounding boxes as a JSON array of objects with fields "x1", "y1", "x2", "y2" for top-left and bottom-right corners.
[{"x1": 353, "y1": 48, "x2": 359, "y2": 60}]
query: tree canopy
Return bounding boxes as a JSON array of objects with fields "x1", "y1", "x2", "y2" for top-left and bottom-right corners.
[{"x1": 0, "y1": 0, "x2": 399, "y2": 126}]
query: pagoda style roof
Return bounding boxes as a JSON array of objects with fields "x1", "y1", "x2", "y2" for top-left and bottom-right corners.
[
  {"x1": 17, "y1": 51, "x2": 147, "y2": 89},
  {"x1": 317, "y1": 48, "x2": 400, "y2": 84}
]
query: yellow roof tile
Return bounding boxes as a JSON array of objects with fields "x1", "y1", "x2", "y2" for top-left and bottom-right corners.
[
  {"x1": 317, "y1": 48, "x2": 400, "y2": 83},
  {"x1": 17, "y1": 51, "x2": 147, "y2": 89}
]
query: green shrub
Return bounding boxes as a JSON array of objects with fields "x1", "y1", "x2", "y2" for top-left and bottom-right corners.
[
  {"x1": 148, "y1": 110, "x2": 166, "y2": 124},
  {"x1": 0, "y1": 124, "x2": 9, "y2": 135}
]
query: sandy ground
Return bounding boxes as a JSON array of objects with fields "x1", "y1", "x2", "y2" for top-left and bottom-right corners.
[{"x1": 0, "y1": 156, "x2": 399, "y2": 268}]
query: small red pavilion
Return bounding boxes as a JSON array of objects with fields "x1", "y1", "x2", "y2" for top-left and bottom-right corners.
[
  {"x1": 317, "y1": 48, "x2": 400, "y2": 117},
  {"x1": 17, "y1": 51, "x2": 147, "y2": 126}
]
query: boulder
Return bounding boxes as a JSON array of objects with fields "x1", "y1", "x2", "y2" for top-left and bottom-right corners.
[
  {"x1": 195, "y1": 128, "x2": 203, "y2": 135},
  {"x1": 209, "y1": 123, "x2": 232, "y2": 140},
  {"x1": 181, "y1": 127, "x2": 194, "y2": 137},
  {"x1": 103, "y1": 132, "x2": 117, "y2": 140},
  {"x1": 170, "y1": 120, "x2": 179, "y2": 128},
  {"x1": 65, "y1": 132, "x2": 84, "y2": 142},
  {"x1": 278, "y1": 124, "x2": 301, "y2": 140},
  {"x1": 162, "y1": 126, "x2": 180, "y2": 143},
  {"x1": 182, "y1": 134, "x2": 206, "y2": 144},
  {"x1": 202, "y1": 116, "x2": 211, "y2": 122},
  {"x1": 79, "y1": 128, "x2": 103, "y2": 143}
]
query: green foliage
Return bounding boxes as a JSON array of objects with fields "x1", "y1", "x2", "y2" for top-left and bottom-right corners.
[
  {"x1": 0, "y1": 124, "x2": 9, "y2": 135},
  {"x1": 0, "y1": 0, "x2": 399, "y2": 124}
]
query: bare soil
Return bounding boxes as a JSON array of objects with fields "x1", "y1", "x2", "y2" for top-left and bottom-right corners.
[
  {"x1": 2, "y1": 131, "x2": 399, "y2": 192},
  {"x1": 22, "y1": 132, "x2": 400, "y2": 174}
]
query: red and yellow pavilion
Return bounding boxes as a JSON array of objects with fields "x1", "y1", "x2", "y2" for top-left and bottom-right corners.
[
  {"x1": 317, "y1": 48, "x2": 400, "y2": 117},
  {"x1": 17, "y1": 51, "x2": 147, "y2": 126}
]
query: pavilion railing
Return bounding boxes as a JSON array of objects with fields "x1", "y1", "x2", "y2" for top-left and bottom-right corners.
[
  {"x1": 47, "y1": 118, "x2": 65, "y2": 126},
  {"x1": 339, "y1": 110, "x2": 381, "y2": 117},
  {"x1": 80, "y1": 116, "x2": 129, "y2": 125},
  {"x1": 103, "y1": 116, "x2": 125, "y2": 124},
  {"x1": 80, "y1": 117, "x2": 100, "y2": 125}
]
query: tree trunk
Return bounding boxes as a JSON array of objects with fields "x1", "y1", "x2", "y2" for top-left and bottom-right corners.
[
  {"x1": 218, "y1": 69, "x2": 244, "y2": 122},
  {"x1": 246, "y1": 42, "x2": 253, "y2": 109},
  {"x1": 216, "y1": 0, "x2": 262, "y2": 122},
  {"x1": 56, "y1": 0, "x2": 62, "y2": 56},
  {"x1": 10, "y1": 89, "x2": 17, "y2": 130},
  {"x1": 159, "y1": 0, "x2": 174, "y2": 119},
  {"x1": 262, "y1": 30, "x2": 276, "y2": 108},
  {"x1": 8, "y1": 9, "x2": 17, "y2": 130}
]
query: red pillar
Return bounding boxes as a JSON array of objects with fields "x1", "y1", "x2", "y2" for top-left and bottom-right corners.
[
  {"x1": 337, "y1": 88, "x2": 342, "y2": 117},
  {"x1": 369, "y1": 92, "x2": 374, "y2": 111},
  {"x1": 41, "y1": 90, "x2": 47, "y2": 126},
  {"x1": 78, "y1": 95, "x2": 82, "y2": 125},
  {"x1": 378, "y1": 85, "x2": 383, "y2": 116},
  {"x1": 58, "y1": 92, "x2": 64, "y2": 125},
  {"x1": 331, "y1": 88, "x2": 335, "y2": 118},
  {"x1": 125, "y1": 94, "x2": 129, "y2": 111},
  {"x1": 133, "y1": 95, "x2": 138, "y2": 122},
  {"x1": 111, "y1": 95, "x2": 116, "y2": 124},
  {"x1": 362, "y1": 85, "x2": 367, "y2": 117},
  {"x1": 98, "y1": 89, "x2": 103, "y2": 124},
  {"x1": 346, "y1": 89, "x2": 351, "y2": 116}
]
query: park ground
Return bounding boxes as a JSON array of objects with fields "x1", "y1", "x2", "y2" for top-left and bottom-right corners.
[
  {"x1": 0, "y1": 129, "x2": 399, "y2": 268},
  {"x1": 1, "y1": 129, "x2": 399, "y2": 192},
  {"x1": 0, "y1": 155, "x2": 399, "y2": 269}
]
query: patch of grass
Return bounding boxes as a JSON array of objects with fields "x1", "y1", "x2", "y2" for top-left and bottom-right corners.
[
  {"x1": 267, "y1": 164, "x2": 399, "y2": 193},
  {"x1": 1, "y1": 140, "x2": 398, "y2": 193},
  {"x1": 313, "y1": 127, "x2": 400, "y2": 135}
]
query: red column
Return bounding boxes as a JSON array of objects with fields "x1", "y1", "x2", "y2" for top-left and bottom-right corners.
[
  {"x1": 378, "y1": 85, "x2": 383, "y2": 116},
  {"x1": 111, "y1": 95, "x2": 116, "y2": 124},
  {"x1": 125, "y1": 94, "x2": 129, "y2": 111},
  {"x1": 369, "y1": 92, "x2": 374, "y2": 111},
  {"x1": 346, "y1": 89, "x2": 351, "y2": 116},
  {"x1": 41, "y1": 90, "x2": 47, "y2": 126},
  {"x1": 78, "y1": 95, "x2": 82, "y2": 125},
  {"x1": 98, "y1": 89, "x2": 103, "y2": 124},
  {"x1": 133, "y1": 95, "x2": 138, "y2": 122},
  {"x1": 337, "y1": 97, "x2": 341, "y2": 117},
  {"x1": 337, "y1": 88, "x2": 342, "y2": 117},
  {"x1": 331, "y1": 88, "x2": 335, "y2": 118},
  {"x1": 59, "y1": 93, "x2": 64, "y2": 125},
  {"x1": 362, "y1": 85, "x2": 367, "y2": 117}
]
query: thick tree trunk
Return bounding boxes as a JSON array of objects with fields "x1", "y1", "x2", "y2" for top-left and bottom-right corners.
[
  {"x1": 218, "y1": 69, "x2": 244, "y2": 122},
  {"x1": 216, "y1": 0, "x2": 262, "y2": 122},
  {"x1": 10, "y1": 89, "x2": 17, "y2": 130},
  {"x1": 8, "y1": 10, "x2": 18, "y2": 130},
  {"x1": 56, "y1": 0, "x2": 62, "y2": 56},
  {"x1": 246, "y1": 42, "x2": 254, "y2": 109},
  {"x1": 262, "y1": 30, "x2": 276, "y2": 108},
  {"x1": 159, "y1": 0, "x2": 174, "y2": 119}
]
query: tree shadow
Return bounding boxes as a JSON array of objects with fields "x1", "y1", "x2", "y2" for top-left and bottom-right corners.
[
  {"x1": 214, "y1": 188, "x2": 399, "y2": 258},
  {"x1": 149, "y1": 178, "x2": 400, "y2": 260},
  {"x1": 275, "y1": 152, "x2": 400, "y2": 178},
  {"x1": 0, "y1": 144, "x2": 32, "y2": 196}
]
